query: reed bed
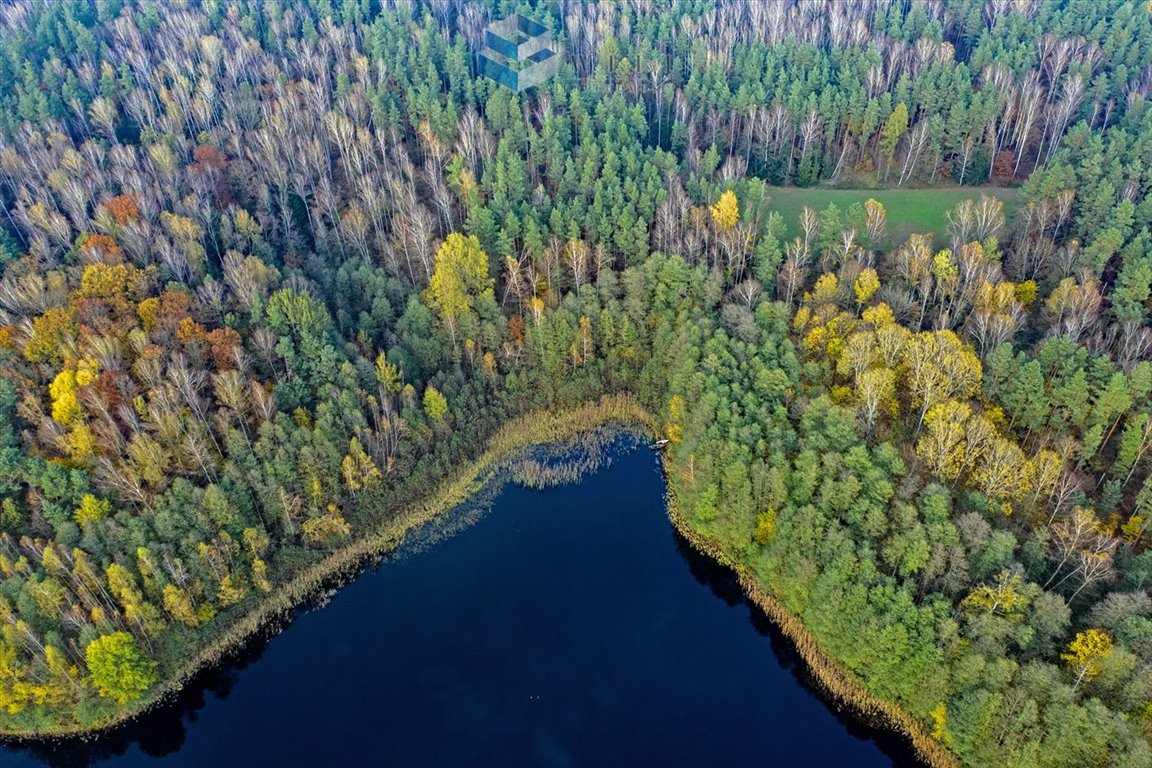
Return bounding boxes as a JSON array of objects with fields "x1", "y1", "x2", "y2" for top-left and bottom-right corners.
[
  {"x1": 509, "y1": 427, "x2": 641, "y2": 488},
  {"x1": 10, "y1": 390, "x2": 958, "y2": 768},
  {"x1": 1, "y1": 394, "x2": 652, "y2": 740}
]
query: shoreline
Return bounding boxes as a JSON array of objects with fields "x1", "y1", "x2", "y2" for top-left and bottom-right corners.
[
  {"x1": 0, "y1": 393, "x2": 652, "y2": 742},
  {"x1": 2, "y1": 395, "x2": 958, "y2": 768},
  {"x1": 663, "y1": 478, "x2": 958, "y2": 768}
]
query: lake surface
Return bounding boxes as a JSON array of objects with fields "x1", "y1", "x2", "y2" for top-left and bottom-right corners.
[{"x1": 1, "y1": 443, "x2": 919, "y2": 767}]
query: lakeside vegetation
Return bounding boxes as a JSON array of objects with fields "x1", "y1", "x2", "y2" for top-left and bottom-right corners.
[
  {"x1": 666, "y1": 489, "x2": 961, "y2": 768},
  {"x1": 0, "y1": 395, "x2": 649, "y2": 737},
  {"x1": 0, "y1": 2, "x2": 1151, "y2": 766}
]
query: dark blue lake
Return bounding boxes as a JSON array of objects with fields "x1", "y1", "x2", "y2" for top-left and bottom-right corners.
[{"x1": 1, "y1": 444, "x2": 918, "y2": 767}]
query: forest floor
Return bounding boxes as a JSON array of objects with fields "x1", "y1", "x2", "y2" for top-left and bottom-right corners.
[{"x1": 763, "y1": 185, "x2": 1022, "y2": 247}]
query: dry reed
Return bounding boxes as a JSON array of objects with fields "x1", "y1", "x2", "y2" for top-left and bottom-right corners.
[{"x1": 1, "y1": 394, "x2": 652, "y2": 740}]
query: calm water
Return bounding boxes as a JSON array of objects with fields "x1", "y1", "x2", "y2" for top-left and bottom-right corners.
[{"x1": 2, "y1": 445, "x2": 919, "y2": 767}]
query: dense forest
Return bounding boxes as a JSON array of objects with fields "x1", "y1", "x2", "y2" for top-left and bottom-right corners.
[{"x1": 0, "y1": 0, "x2": 1151, "y2": 765}]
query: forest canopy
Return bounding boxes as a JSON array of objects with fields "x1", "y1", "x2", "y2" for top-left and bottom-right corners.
[{"x1": 0, "y1": 1, "x2": 1151, "y2": 766}]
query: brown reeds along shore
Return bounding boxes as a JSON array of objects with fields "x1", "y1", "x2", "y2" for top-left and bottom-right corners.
[
  {"x1": 4, "y1": 392, "x2": 952, "y2": 768},
  {"x1": 665, "y1": 486, "x2": 958, "y2": 768},
  {"x1": 0, "y1": 395, "x2": 651, "y2": 741}
]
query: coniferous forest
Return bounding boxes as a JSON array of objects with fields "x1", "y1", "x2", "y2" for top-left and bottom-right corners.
[{"x1": 1, "y1": 1, "x2": 1152, "y2": 765}]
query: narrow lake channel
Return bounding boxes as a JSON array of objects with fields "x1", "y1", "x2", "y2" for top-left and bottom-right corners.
[{"x1": 2, "y1": 443, "x2": 921, "y2": 767}]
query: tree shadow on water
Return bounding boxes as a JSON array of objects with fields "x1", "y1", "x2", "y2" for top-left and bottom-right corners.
[
  {"x1": 6, "y1": 628, "x2": 277, "y2": 768},
  {"x1": 4, "y1": 541, "x2": 406, "y2": 768},
  {"x1": 671, "y1": 529, "x2": 929, "y2": 768}
]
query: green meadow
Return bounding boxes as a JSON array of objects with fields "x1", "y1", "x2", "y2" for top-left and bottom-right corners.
[{"x1": 760, "y1": 186, "x2": 1022, "y2": 245}]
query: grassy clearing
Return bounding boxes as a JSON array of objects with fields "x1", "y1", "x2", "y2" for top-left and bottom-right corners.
[{"x1": 761, "y1": 185, "x2": 1021, "y2": 247}]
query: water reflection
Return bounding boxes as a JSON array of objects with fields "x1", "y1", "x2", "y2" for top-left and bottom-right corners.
[
  {"x1": 11, "y1": 633, "x2": 273, "y2": 767},
  {"x1": 4, "y1": 444, "x2": 924, "y2": 768},
  {"x1": 671, "y1": 529, "x2": 926, "y2": 767}
]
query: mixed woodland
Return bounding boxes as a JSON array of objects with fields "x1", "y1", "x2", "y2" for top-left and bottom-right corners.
[{"x1": 0, "y1": 1, "x2": 1151, "y2": 765}]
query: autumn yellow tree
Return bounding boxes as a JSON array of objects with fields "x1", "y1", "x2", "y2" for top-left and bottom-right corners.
[
  {"x1": 1062, "y1": 628, "x2": 1114, "y2": 691},
  {"x1": 901, "y1": 330, "x2": 982, "y2": 432},
  {"x1": 74, "y1": 494, "x2": 112, "y2": 525},
  {"x1": 77, "y1": 262, "x2": 141, "y2": 302},
  {"x1": 854, "y1": 268, "x2": 880, "y2": 307},
  {"x1": 709, "y1": 190, "x2": 739, "y2": 231},
  {"x1": 48, "y1": 359, "x2": 100, "y2": 465},
  {"x1": 341, "y1": 437, "x2": 381, "y2": 496},
  {"x1": 106, "y1": 563, "x2": 166, "y2": 637},
  {"x1": 302, "y1": 504, "x2": 352, "y2": 547},
  {"x1": 374, "y1": 351, "x2": 403, "y2": 395},
  {"x1": 973, "y1": 436, "x2": 1032, "y2": 514},
  {"x1": 423, "y1": 384, "x2": 448, "y2": 422},
  {"x1": 0, "y1": 640, "x2": 31, "y2": 714},
  {"x1": 837, "y1": 331, "x2": 879, "y2": 381},
  {"x1": 874, "y1": 320, "x2": 911, "y2": 367},
  {"x1": 863, "y1": 198, "x2": 887, "y2": 253},
  {"x1": 960, "y1": 569, "x2": 1030, "y2": 619},
  {"x1": 162, "y1": 584, "x2": 200, "y2": 627},
  {"x1": 666, "y1": 394, "x2": 686, "y2": 445},
  {"x1": 23, "y1": 307, "x2": 77, "y2": 366},
  {"x1": 753, "y1": 509, "x2": 777, "y2": 544},
  {"x1": 424, "y1": 233, "x2": 493, "y2": 347},
  {"x1": 252, "y1": 560, "x2": 272, "y2": 593},
  {"x1": 917, "y1": 400, "x2": 971, "y2": 480},
  {"x1": 929, "y1": 703, "x2": 952, "y2": 746},
  {"x1": 84, "y1": 632, "x2": 157, "y2": 705},
  {"x1": 967, "y1": 280, "x2": 1025, "y2": 355}
]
